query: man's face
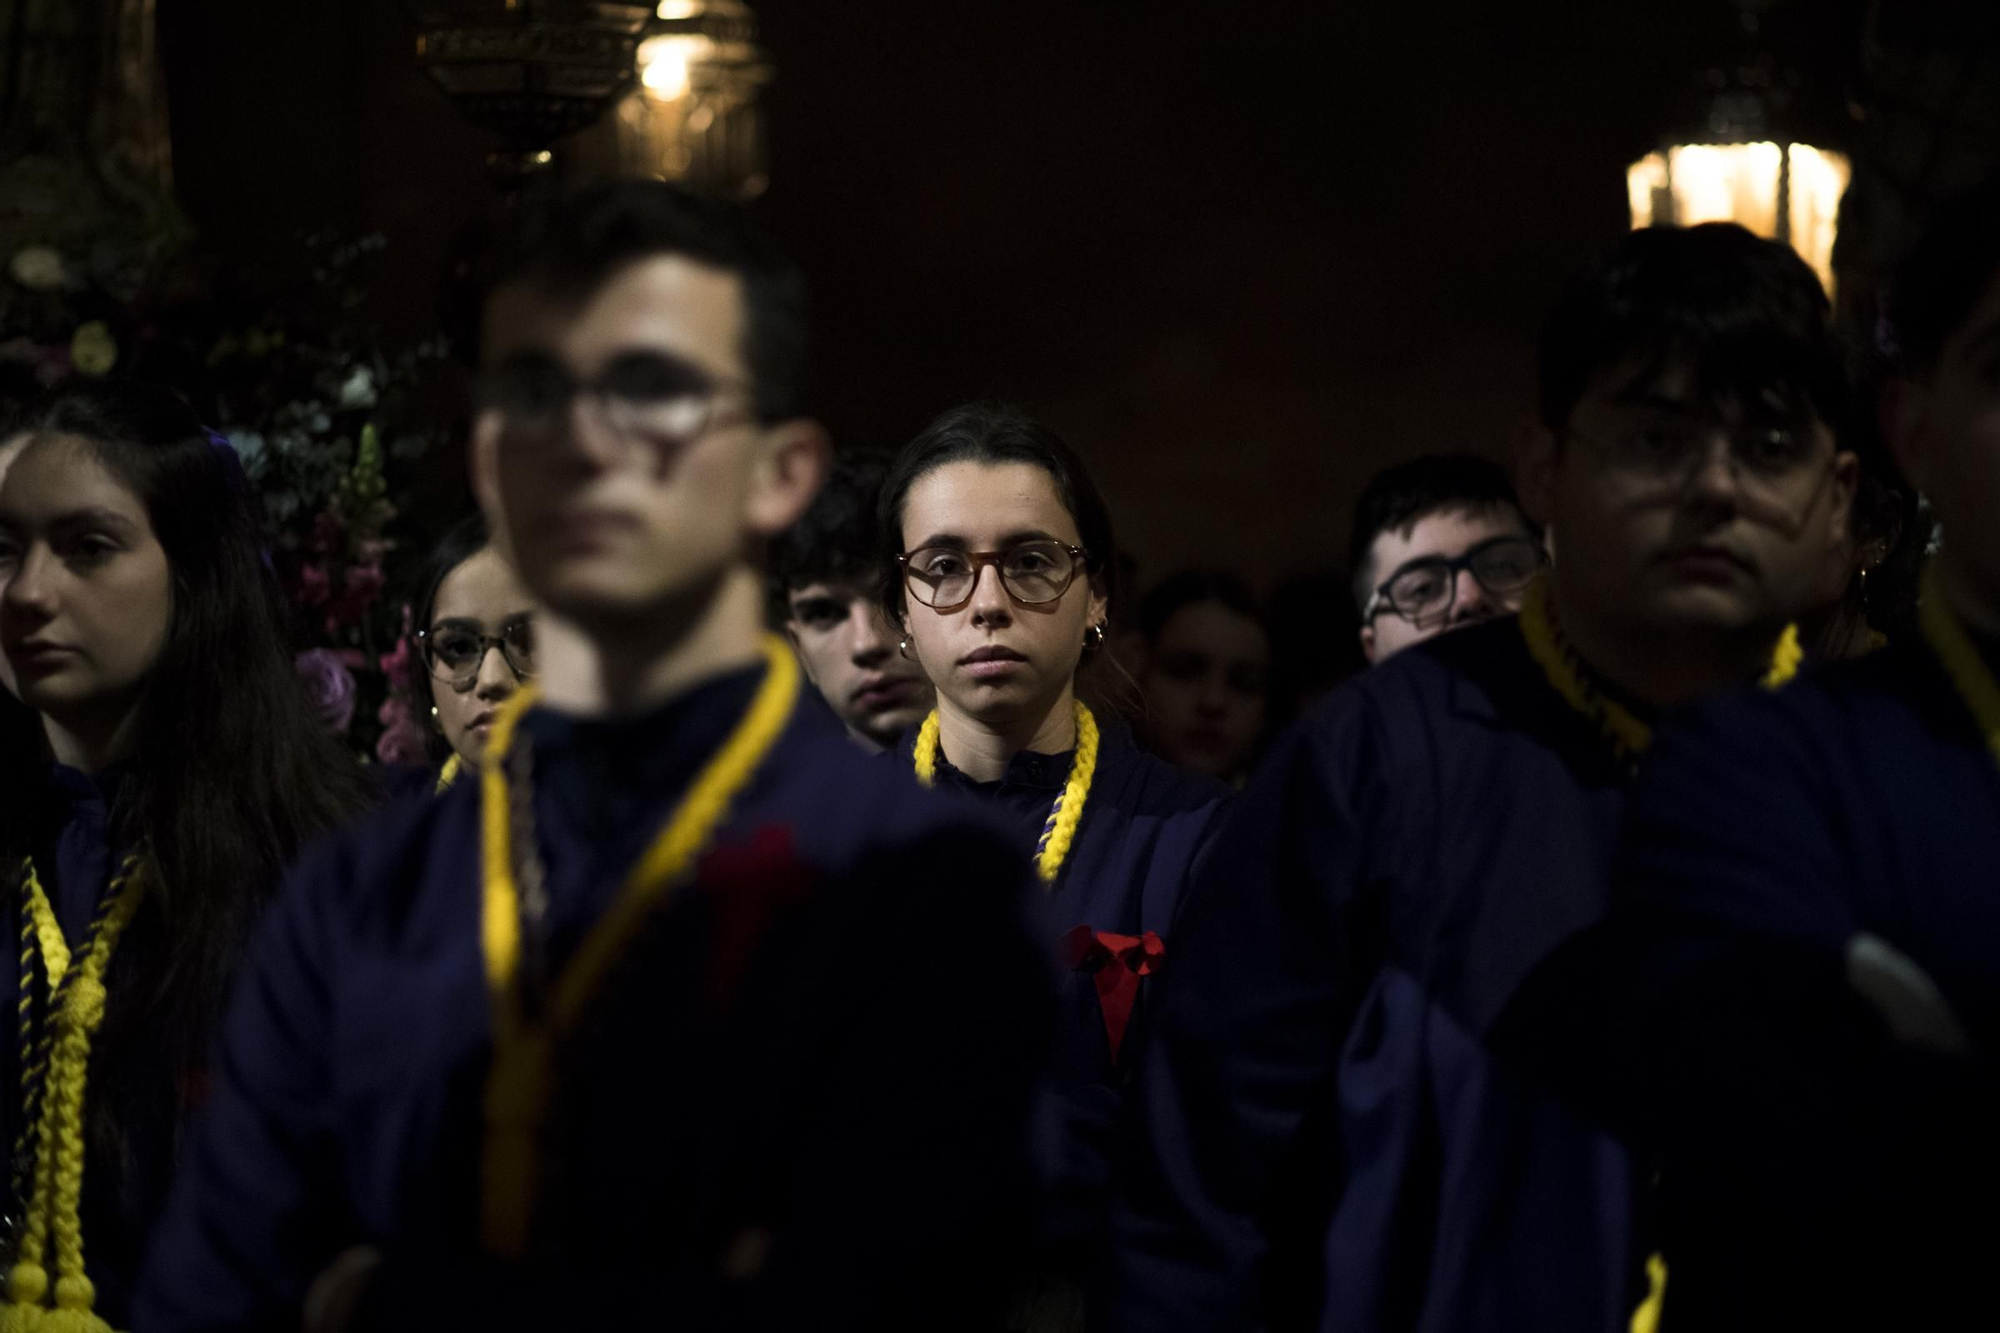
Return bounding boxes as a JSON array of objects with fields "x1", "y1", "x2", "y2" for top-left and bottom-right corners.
[
  {"x1": 1361, "y1": 507, "x2": 1538, "y2": 663},
  {"x1": 472, "y1": 256, "x2": 819, "y2": 631},
  {"x1": 1891, "y1": 271, "x2": 2000, "y2": 615},
  {"x1": 784, "y1": 580, "x2": 932, "y2": 750},
  {"x1": 1531, "y1": 353, "x2": 1857, "y2": 645}
]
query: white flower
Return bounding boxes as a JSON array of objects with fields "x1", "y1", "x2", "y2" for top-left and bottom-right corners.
[
  {"x1": 227, "y1": 430, "x2": 269, "y2": 476},
  {"x1": 10, "y1": 246, "x2": 66, "y2": 291},
  {"x1": 336, "y1": 365, "x2": 377, "y2": 410}
]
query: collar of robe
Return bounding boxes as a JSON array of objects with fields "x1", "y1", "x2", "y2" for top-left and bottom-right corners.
[
  {"x1": 911, "y1": 700, "x2": 1099, "y2": 886},
  {"x1": 1518, "y1": 575, "x2": 1802, "y2": 769},
  {"x1": 474, "y1": 634, "x2": 799, "y2": 1259}
]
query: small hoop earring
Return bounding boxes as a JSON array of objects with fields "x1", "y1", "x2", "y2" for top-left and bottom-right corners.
[{"x1": 1084, "y1": 622, "x2": 1107, "y2": 651}]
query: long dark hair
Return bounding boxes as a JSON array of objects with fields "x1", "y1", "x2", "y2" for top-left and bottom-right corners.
[{"x1": 0, "y1": 380, "x2": 375, "y2": 1184}]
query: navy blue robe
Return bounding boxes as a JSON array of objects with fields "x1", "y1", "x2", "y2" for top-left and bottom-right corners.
[
  {"x1": 135, "y1": 665, "x2": 1052, "y2": 1332},
  {"x1": 902, "y1": 722, "x2": 1230, "y2": 1260},
  {"x1": 0, "y1": 765, "x2": 180, "y2": 1327},
  {"x1": 1508, "y1": 639, "x2": 2000, "y2": 1329},
  {"x1": 1109, "y1": 617, "x2": 1642, "y2": 1333}
]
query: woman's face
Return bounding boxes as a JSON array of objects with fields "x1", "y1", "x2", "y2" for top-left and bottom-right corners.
[
  {"x1": 1139, "y1": 600, "x2": 1270, "y2": 780},
  {"x1": 426, "y1": 546, "x2": 537, "y2": 772},
  {"x1": 897, "y1": 460, "x2": 1107, "y2": 731},
  {"x1": 0, "y1": 435, "x2": 173, "y2": 733}
]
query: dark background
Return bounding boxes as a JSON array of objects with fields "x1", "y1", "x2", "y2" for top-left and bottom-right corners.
[{"x1": 158, "y1": 0, "x2": 1989, "y2": 590}]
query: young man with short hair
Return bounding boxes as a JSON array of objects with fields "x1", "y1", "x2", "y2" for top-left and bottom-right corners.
[
  {"x1": 1531, "y1": 177, "x2": 2000, "y2": 1330},
  {"x1": 1348, "y1": 454, "x2": 1541, "y2": 664},
  {"x1": 1108, "y1": 223, "x2": 1857, "y2": 1333},
  {"x1": 769, "y1": 453, "x2": 932, "y2": 751},
  {"x1": 136, "y1": 182, "x2": 1049, "y2": 1332}
]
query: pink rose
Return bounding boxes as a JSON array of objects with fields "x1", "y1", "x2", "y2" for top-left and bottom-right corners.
[{"x1": 295, "y1": 648, "x2": 358, "y2": 735}]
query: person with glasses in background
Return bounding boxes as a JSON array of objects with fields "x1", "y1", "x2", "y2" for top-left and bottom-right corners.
[
  {"x1": 1109, "y1": 223, "x2": 1857, "y2": 1333},
  {"x1": 881, "y1": 403, "x2": 1230, "y2": 1329},
  {"x1": 1350, "y1": 454, "x2": 1542, "y2": 665},
  {"x1": 1506, "y1": 176, "x2": 2000, "y2": 1332},
  {"x1": 137, "y1": 183, "x2": 1051, "y2": 1333},
  {"x1": 407, "y1": 513, "x2": 538, "y2": 789}
]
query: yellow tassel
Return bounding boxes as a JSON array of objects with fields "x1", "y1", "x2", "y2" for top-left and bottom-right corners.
[
  {"x1": 435, "y1": 753, "x2": 463, "y2": 794},
  {"x1": 0, "y1": 1260, "x2": 50, "y2": 1331},
  {"x1": 0, "y1": 1302, "x2": 45, "y2": 1332},
  {"x1": 36, "y1": 1275, "x2": 109, "y2": 1333},
  {"x1": 6, "y1": 859, "x2": 147, "y2": 1333}
]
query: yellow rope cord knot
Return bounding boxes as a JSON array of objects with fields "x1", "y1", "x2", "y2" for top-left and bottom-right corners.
[
  {"x1": 55, "y1": 982, "x2": 104, "y2": 1036},
  {"x1": 5, "y1": 857, "x2": 146, "y2": 1333}
]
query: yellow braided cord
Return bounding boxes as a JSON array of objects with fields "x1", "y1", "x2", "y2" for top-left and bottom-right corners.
[
  {"x1": 1519, "y1": 578, "x2": 1652, "y2": 761},
  {"x1": 479, "y1": 684, "x2": 542, "y2": 1000},
  {"x1": 911, "y1": 711, "x2": 941, "y2": 787},
  {"x1": 478, "y1": 636, "x2": 798, "y2": 1257},
  {"x1": 551, "y1": 640, "x2": 798, "y2": 1027},
  {"x1": 4, "y1": 857, "x2": 145, "y2": 1332},
  {"x1": 23, "y1": 868, "x2": 70, "y2": 991},
  {"x1": 1762, "y1": 623, "x2": 1804, "y2": 689},
  {"x1": 1034, "y1": 702, "x2": 1098, "y2": 885},
  {"x1": 14, "y1": 862, "x2": 41, "y2": 1203},
  {"x1": 435, "y1": 752, "x2": 464, "y2": 795},
  {"x1": 1630, "y1": 1253, "x2": 1668, "y2": 1333},
  {"x1": 1918, "y1": 561, "x2": 2000, "y2": 768},
  {"x1": 1522, "y1": 577, "x2": 1803, "y2": 764}
]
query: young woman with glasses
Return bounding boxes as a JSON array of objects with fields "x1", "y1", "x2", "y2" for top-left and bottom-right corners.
[
  {"x1": 0, "y1": 380, "x2": 376, "y2": 1328},
  {"x1": 409, "y1": 514, "x2": 538, "y2": 788},
  {"x1": 879, "y1": 402, "x2": 1231, "y2": 1301}
]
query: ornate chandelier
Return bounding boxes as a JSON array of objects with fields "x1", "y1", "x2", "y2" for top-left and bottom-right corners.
[
  {"x1": 411, "y1": 0, "x2": 655, "y2": 185},
  {"x1": 1625, "y1": 1, "x2": 1850, "y2": 294},
  {"x1": 610, "y1": 0, "x2": 772, "y2": 198}
]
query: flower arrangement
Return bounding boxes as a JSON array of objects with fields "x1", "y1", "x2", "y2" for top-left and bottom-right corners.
[{"x1": 1, "y1": 154, "x2": 450, "y2": 765}]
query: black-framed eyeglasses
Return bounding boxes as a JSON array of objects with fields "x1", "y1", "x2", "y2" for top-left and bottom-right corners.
[
  {"x1": 1364, "y1": 535, "x2": 1545, "y2": 625},
  {"x1": 416, "y1": 619, "x2": 537, "y2": 691},
  {"x1": 899, "y1": 540, "x2": 1087, "y2": 614},
  {"x1": 473, "y1": 353, "x2": 755, "y2": 452},
  {"x1": 1564, "y1": 418, "x2": 1834, "y2": 527}
]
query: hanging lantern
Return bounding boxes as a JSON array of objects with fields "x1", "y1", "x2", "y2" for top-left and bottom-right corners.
[
  {"x1": 1625, "y1": 3, "x2": 1849, "y2": 294},
  {"x1": 1627, "y1": 143, "x2": 1850, "y2": 294},
  {"x1": 610, "y1": 0, "x2": 771, "y2": 197},
  {"x1": 411, "y1": 0, "x2": 655, "y2": 186}
]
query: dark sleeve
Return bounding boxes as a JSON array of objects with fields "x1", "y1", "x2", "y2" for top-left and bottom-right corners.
[
  {"x1": 1516, "y1": 695, "x2": 1997, "y2": 1326},
  {"x1": 1107, "y1": 698, "x2": 1389, "y2": 1332},
  {"x1": 134, "y1": 835, "x2": 362, "y2": 1333}
]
